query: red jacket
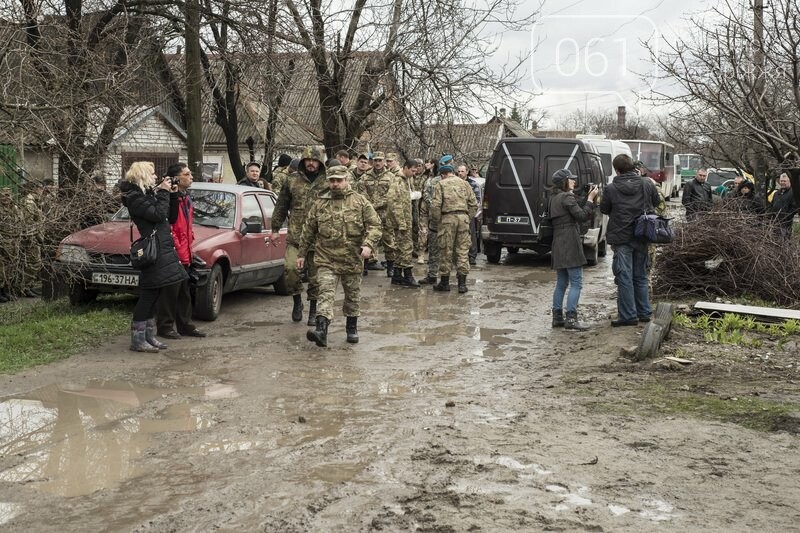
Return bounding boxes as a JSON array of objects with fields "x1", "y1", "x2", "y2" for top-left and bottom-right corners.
[{"x1": 170, "y1": 192, "x2": 194, "y2": 265}]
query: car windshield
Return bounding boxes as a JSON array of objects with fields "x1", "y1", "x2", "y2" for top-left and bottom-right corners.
[
  {"x1": 111, "y1": 189, "x2": 237, "y2": 228},
  {"x1": 707, "y1": 170, "x2": 737, "y2": 187}
]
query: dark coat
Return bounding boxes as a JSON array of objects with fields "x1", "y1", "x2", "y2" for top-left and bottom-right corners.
[
  {"x1": 549, "y1": 190, "x2": 594, "y2": 270},
  {"x1": 768, "y1": 187, "x2": 798, "y2": 227},
  {"x1": 600, "y1": 172, "x2": 661, "y2": 245},
  {"x1": 120, "y1": 181, "x2": 188, "y2": 290},
  {"x1": 682, "y1": 178, "x2": 713, "y2": 217}
]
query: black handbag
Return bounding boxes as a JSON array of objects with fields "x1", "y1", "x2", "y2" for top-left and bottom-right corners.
[
  {"x1": 538, "y1": 197, "x2": 554, "y2": 245},
  {"x1": 634, "y1": 181, "x2": 674, "y2": 244},
  {"x1": 130, "y1": 222, "x2": 159, "y2": 269}
]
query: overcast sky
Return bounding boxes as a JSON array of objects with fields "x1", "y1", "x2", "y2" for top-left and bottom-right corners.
[{"x1": 491, "y1": 0, "x2": 725, "y2": 127}]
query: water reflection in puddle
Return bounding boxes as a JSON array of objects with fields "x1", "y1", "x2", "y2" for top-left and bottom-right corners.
[{"x1": 0, "y1": 380, "x2": 237, "y2": 497}]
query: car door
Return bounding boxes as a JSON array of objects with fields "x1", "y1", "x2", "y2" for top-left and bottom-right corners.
[
  {"x1": 238, "y1": 193, "x2": 271, "y2": 289},
  {"x1": 255, "y1": 192, "x2": 286, "y2": 283}
]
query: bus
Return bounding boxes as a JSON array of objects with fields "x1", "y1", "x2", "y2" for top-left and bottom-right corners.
[
  {"x1": 675, "y1": 153, "x2": 703, "y2": 185},
  {"x1": 622, "y1": 140, "x2": 678, "y2": 198}
]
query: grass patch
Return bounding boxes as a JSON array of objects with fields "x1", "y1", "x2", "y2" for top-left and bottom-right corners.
[
  {"x1": 0, "y1": 297, "x2": 132, "y2": 373},
  {"x1": 637, "y1": 383, "x2": 800, "y2": 433}
]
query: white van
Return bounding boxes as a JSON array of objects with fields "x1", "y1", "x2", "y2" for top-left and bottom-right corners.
[{"x1": 576, "y1": 135, "x2": 633, "y2": 184}]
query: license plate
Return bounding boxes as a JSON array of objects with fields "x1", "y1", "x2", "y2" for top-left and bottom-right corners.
[
  {"x1": 91, "y1": 272, "x2": 139, "y2": 287},
  {"x1": 497, "y1": 215, "x2": 530, "y2": 224}
]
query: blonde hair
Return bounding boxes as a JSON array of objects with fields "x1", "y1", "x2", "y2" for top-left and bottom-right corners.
[{"x1": 126, "y1": 161, "x2": 155, "y2": 191}]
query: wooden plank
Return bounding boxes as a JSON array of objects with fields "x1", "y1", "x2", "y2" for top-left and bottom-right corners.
[{"x1": 694, "y1": 301, "x2": 800, "y2": 321}]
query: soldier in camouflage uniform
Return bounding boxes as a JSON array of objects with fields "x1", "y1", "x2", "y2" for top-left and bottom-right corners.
[
  {"x1": 269, "y1": 146, "x2": 328, "y2": 325},
  {"x1": 386, "y1": 160, "x2": 420, "y2": 287},
  {"x1": 297, "y1": 165, "x2": 381, "y2": 347},
  {"x1": 430, "y1": 157, "x2": 478, "y2": 294},
  {"x1": 418, "y1": 159, "x2": 445, "y2": 284},
  {"x1": 349, "y1": 153, "x2": 371, "y2": 187},
  {"x1": 270, "y1": 154, "x2": 293, "y2": 193},
  {"x1": 356, "y1": 151, "x2": 396, "y2": 276},
  {"x1": 386, "y1": 152, "x2": 401, "y2": 176}
]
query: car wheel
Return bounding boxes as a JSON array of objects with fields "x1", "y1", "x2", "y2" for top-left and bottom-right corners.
[
  {"x1": 68, "y1": 283, "x2": 98, "y2": 305},
  {"x1": 484, "y1": 242, "x2": 501, "y2": 264},
  {"x1": 507, "y1": 246, "x2": 519, "y2": 254},
  {"x1": 585, "y1": 243, "x2": 598, "y2": 266},
  {"x1": 273, "y1": 271, "x2": 290, "y2": 295},
  {"x1": 194, "y1": 264, "x2": 223, "y2": 321}
]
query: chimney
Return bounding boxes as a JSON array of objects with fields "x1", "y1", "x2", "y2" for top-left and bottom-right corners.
[
  {"x1": 617, "y1": 106, "x2": 627, "y2": 129},
  {"x1": 499, "y1": 108, "x2": 506, "y2": 118}
]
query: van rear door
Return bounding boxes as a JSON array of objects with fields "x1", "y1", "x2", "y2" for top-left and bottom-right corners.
[{"x1": 488, "y1": 140, "x2": 540, "y2": 240}]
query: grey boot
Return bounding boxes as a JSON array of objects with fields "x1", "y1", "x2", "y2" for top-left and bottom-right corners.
[
  {"x1": 346, "y1": 316, "x2": 359, "y2": 343},
  {"x1": 145, "y1": 319, "x2": 168, "y2": 350},
  {"x1": 131, "y1": 321, "x2": 159, "y2": 353},
  {"x1": 432, "y1": 276, "x2": 450, "y2": 292},
  {"x1": 552, "y1": 309, "x2": 565, "y2": 328},
  {"x1": 307, "y1": 315, "x2": 329, "y2": 347},
  {"x1": 291, "y1": 294, "x2": 304, "y2": 322},
  {"x1": 306, "y1": 300, "x2": 317, "y2": 326},
  {"x1": 565, "y1": 311, "x2": 589, "y2": 331},
  {"x1": 457, "y1": 274, "x2": 468, "y2": 293}
]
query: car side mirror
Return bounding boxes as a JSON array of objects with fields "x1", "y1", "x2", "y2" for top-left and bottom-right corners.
[{"x1": 240, "y1": 220, "x2": 262, "y2": 235}]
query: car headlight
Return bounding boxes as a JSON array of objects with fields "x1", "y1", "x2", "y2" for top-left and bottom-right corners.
[{"x1": 57, "y1": 244, "x2": 91, "y2": 264}]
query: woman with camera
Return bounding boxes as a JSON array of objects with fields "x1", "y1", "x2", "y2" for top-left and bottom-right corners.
[
  {"x1": 119, "y1": 161, "x2": 187, "y2": 352},
  {"x1": 549, "y1": 169, "x2": 599, "y2": 331}
]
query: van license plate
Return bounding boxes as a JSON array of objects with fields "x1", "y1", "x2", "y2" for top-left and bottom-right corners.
[
  {"x1": 92, "y1": 272, "x2": 139, "y2": 287},
  {"x1": 497, "y1": 216, "x2": 530, "y2": 224}
]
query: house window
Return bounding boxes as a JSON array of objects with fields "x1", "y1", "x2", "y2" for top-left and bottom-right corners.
[{"x1": 121, "y1": 152, "x2": 179, "y2": 180}]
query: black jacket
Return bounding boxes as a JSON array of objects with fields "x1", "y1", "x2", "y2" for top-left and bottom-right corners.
[
  {"x1": 768, "y1": 188, "x2": 798, "y2": 227},
  {"x1": 682, "y1": 178, "x2": 712, "y2": 216},
  {"x1": 120, "y1": 181, "x2": 188, "y2": 290},
  {"x1": 599, "y1": 172, "x2": 661, "y2": 245}
]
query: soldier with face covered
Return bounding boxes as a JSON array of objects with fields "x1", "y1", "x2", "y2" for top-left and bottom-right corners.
[
  {"x1": 270, "y1": 146, "x2": 328, "y2": 324},
  {"x1": 356, "y1": 151, "x2": 396, "y2": 276},
  {"x1": 298, "y1": 165, "x2": 382, "y2": 347}
]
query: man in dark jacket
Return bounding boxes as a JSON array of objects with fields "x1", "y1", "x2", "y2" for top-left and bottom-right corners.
[
  {"x1": 600, "y1": 154, "x2": 661, "y2": 327},
  {"x1": 681, "y1": 168, "x2": 712, "y2": 220},
  {"x1": 767, "y1": 173, "x2": 798, "y2": 239},
  {"x1": 156, "y1": 163, "x2": 206, "y2": 339}
]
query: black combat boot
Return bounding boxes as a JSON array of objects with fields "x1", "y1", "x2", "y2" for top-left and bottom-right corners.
[
  {"x1": 391, "y1": 266, "x2": 405, "y2": 285},
  {"x1": 457, "y1": 274, "x2": 468, "y2": 293},
  {"x1": 432, "y1": 276, "x2": 450, "y2": 292},
  {"x1": 291, "y1": 294, "x2": 303, "y2": 322},
  {"x1": 418, "y1": 274, "x2": 437, "y2": 285},
  {"x1": 552, "y1": 309, "x2": 565, "y2": 328},
  {"x1": 402, "y1": 268, "x2": 420, "y2": 288},
  {"x1": 346, "y1": 316, "x2": 359, "y2": 343},
  {"x1": 386, "y1": 260, "x2": 394, "y2": 278},
  {"x1": 306, "y1": 300, "x2": 317, "y2": 326},
  {"x1": 307, "y1": 315, "x2": 329, "y2": 347},
  {"x1": 565, "y1": 311, "x2": 589, "y2": 331}
]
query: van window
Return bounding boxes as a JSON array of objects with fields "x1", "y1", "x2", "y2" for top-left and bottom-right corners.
[
  {"x1": 600, "y1": 154, "x2": 612, "y2": 178},
  {"x1": 499, "y1": 156, "x2": 534, "y2": 187},
  {"x1": 545, "y1": 156, "x2": 579, "y2": 185}
]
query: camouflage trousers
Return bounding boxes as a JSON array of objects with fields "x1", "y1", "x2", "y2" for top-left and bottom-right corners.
[
  {"x1": 437, "y1": 213, "x2": 471, "y2": 277},
  {"x1": 376, "y1": 209, "x2": 396, "y2": 262},
  {"x1": 425, "y1": 228, "x2": 439, "y2": 278},
  {"x1": 285, "y1": 244, "x2": 319, "y2": 300},
  {"x1": 316, "y1": 267, "x2": 361, "y2": 320},
  {"x1": 392, "y1": 228, "x2": 414, "y2": 268}
]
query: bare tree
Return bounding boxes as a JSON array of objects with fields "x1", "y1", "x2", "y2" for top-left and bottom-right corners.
[{"x1": 649, "y1": 0, "x2": 800, "y2": 199}]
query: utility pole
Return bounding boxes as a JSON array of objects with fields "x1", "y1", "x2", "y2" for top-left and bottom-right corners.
[
  {"x1": 185, "y1": 0, "x2": 204, "y2": 177},
  {"x1": 751, "y1": 0, "x2": 767, "y2": 189}
]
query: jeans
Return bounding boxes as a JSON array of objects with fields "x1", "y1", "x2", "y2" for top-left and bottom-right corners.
[
  {"x1": 552, "y1": 266, "x2": 583, "y2": 313},
  {"x1": 611, "y1": 243, "x2": 651, "y2": 321}
]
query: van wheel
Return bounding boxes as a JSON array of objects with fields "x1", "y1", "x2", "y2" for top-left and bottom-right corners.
[
  {"x1": 598, "y1": 237, "x2": 607, "y2": 257},
  {"x1": 194, "y1": 264, "x2": 223, "y2": 321},
  {"x1": 484, "y1": 242, "x2": 501, "y2": 264},
  {"x1": 507, "y1": 247, "x2": 519, "y2": 254},
  {"x1": 585, "y1": 244, "x2": 598, "y2": 266}
]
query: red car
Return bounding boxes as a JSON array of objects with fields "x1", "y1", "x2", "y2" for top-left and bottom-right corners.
[{"x1": 55, "y1": 183, "x2": 289, "y2": 320}]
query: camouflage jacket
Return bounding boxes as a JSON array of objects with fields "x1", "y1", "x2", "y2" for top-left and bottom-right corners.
[
  {"x1": 271, "y1": 169, "x2": 328, "y2": 246},
  {"x1": 430, "y1": 175, "x2": 478, "y2": 226},
  {"x1": 386, "y1": 174, "x2": 413, "y2": 230},
  {"x1": 355, "y1": 168, "x2": 393, "y2": 212},
  {"x1": 298, "y1": 187, "x2": 382, "y2": 274},
  {"x1": 271, "y1": 165, "x2": 291, "y2": 193},
  {"x1": 419, "y1": 175, "x2": 441, "y2": 230}
]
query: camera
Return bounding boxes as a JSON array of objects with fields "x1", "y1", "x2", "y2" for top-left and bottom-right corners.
[
  {"x1": 158, "y1": 175, "x2": 180, "y2": 187},
  {"x1": 583, "y1": 183, "x2": 597, "y2": 193}
]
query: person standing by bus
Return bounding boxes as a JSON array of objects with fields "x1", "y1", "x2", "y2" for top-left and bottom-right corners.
[{"x1": 682, "y1": 168, "x2": 712, "y2": 221}]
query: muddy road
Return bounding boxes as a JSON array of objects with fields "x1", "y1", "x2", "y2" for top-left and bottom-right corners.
[{"x1": 1, "y1": 253, "x2": 798, "y2": 531}]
